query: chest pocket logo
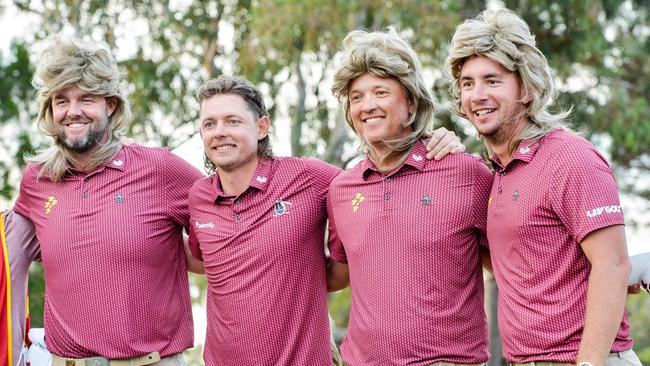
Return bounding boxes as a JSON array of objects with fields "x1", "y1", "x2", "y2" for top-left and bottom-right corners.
[{"x1": 273, "y1": 198, "x2": 292, "y2": 217}]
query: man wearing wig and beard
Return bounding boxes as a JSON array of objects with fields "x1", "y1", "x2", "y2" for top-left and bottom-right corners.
[
  {"x1": 446, "y1": 8, "x2": 641, "y2": 366},
  {"x1": 326, "y1": 28, "x2": 493, "y2": 366},
  {"x1": 11, "y1": 36, "x2": 203, "y2": 365}
]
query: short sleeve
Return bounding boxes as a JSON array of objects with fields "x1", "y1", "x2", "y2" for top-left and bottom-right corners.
[
  {"x1": 550, "y1": 139, "x2": 624, "y2": 243},
  {"x1": 302, "y1": 158, "x2": 342, "y2": 200},
  {"x1": 326, "y1": 190, "x2": 347, "y2": 263},
  {"x1": 164, "y1": 150, "x2": 205, "y2": 229},
  {"x1": 470, "y1": 157, "x2": 493, "y2": 248},
  {"x1": 13, "y1": 164, "x2": 39, "y2": 219}
]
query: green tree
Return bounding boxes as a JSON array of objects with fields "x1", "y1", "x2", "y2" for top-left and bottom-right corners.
[{"x1": 3, "y1": 1, "x2": 650, "y2": 365}]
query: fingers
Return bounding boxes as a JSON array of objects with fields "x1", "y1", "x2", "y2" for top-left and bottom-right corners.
[
  {"x1": 426, "y1": 128, "x2": 466, "y2": 160},
  {"x1": 628, "y1": 283, "x2": 641, "y2": 294}
]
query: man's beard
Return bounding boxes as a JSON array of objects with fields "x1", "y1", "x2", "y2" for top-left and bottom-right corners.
[{"x1": 58, "y1": 117, "x2": 110, "y2": 153}]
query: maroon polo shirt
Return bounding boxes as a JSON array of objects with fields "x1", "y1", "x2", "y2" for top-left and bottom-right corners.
[
  {"x1": 188, "y1": 157, "x2": 341, "y2": 366},
  {"x1": 13, "y1": 144, "x2": 203, "y2": 358},
  {"x1": 487, "y1": 129, "x2": 632, "y2": 363},
  {"x1": 327, "y1": 140, "x2": 492, "y2": 366}
]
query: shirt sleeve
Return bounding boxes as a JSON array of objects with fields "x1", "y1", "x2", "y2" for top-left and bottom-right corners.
[
  {"x1": 470, "y1": 157, "x2": 493, "y2": 248},
  {"x1": 549, "y1": 138, "x2": 625, "y2": 243},
  {"x1": 187, "y1": 181, "x2": 203, "y2": 262},
  {"x1": 303, "y1": 158, "x2": 346, "y2": 262},
  {"x1": 302, "y1": 158, "x2": 342, "y2": 201},
  {"x1": 326, "y1": 189, "x2": 347, "y2": 264},
  {"x1": 5, "y1": 210, "x2": 40, "y2": 364},
  {"x1": 13, "y1": 164, "x2": 39, "y2": 219},
  {"x1": 164, "y1": 150, "x2": 205, "y2": 230}
]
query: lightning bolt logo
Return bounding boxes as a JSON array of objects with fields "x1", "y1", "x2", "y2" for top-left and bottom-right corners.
[
  {"x1": 351, "y1": 193, "x2": 365, "y2": 213},
  {"x1": 44, "y1": 196, "x2": 58, "y2": 214}
]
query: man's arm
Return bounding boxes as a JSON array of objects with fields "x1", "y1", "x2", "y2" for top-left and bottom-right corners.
[
  {"x1": 5, "y1": 211, "x2": 40, "y2": 366},
  {"x1": 425, "y1": 127, "x2": 466, "y2": 160},
  {"x1": 576, "y1": 225, "x2": 631, "y2": 366},
  {"x1": 327, "y1": 260, "x2": 350, "y2": 292},
  {"x1": 183, "y1": 235, "x2": 205, "y2": 274}
]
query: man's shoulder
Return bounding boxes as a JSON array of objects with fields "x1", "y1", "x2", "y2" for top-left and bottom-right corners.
[
  {"x1": 542, "y1": 128, "x2": 593, "y2": 150},
  {"x1": 329, "y1": 159, "x2": 366, "y2": 188},
  {"x1": 274, "y1": 156, "x2": 341, "y2": 178},
  {"x1": 541, "y1": 129, "x2": 608, "y2": 166},
  {"x1": 189, "y1": 175, "x2": 214, "y2": 200},
  {"x1": 122, "y1": 143, "x2": 172, "y2": 159}
]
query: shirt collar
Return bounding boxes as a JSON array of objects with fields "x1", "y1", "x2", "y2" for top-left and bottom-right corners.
[
  {"x1": 489, "y1": 137, "x2": 541, "y2": 171},
  {"x1": 361, "y1": 140, "x2": 428, "y2": 180},
  {"x1": 211, "y1": 158, "x2": 273, "y2": 201},
  {"x1": 61, "y1": 146, "x2": 126, "y2": 179}
]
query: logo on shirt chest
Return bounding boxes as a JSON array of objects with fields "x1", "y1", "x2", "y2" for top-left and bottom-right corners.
[
  {"x1": 195, "y1": 220, "x2": 215, "y2": 229},
  {"x1": 44, "y1": 196, "x2": 58, "y2": 214},
  {"x1": 273, "y1": 198, "x2": 292, "y2": 217},
  {"x1": 351, "y1": 193, "x2": 365, "y2": 213}
]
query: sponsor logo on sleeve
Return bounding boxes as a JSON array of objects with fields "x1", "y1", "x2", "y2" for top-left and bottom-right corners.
[{"x1": 586, "y1": 205, "x2": 622, "y2": 218}]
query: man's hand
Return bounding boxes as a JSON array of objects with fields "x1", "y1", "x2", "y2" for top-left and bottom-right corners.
[{"x1": 425, "y1": 127, "x2": 465, "y2": 160}]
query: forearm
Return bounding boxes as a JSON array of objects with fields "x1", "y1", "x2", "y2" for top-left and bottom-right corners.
[
  {"x1": 577, "y1": 260, "x2": 630, "y2": 365},
  {"x1": 327, "y1": 260, "x2": 350, "y2": 292}
]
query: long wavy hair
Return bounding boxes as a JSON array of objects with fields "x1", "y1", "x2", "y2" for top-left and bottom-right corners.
[
  {"x1": 446, "y1": 8, "x2": 570, "y2": 155},
  {"x1": 332, "y1": 27, "x2": 435, "y2": 166},
  {"x1": 28, "y1": 36, "x2": 131, "y2": 182}
]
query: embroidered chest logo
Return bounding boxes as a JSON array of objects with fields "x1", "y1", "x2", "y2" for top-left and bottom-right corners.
[
  {"x1": 273, "y1": 198, "x2": 292, "y2": 217},
  {"x1": 115, "y1": 193, "x2": 124, "y2": 203},
  {"x1": 351, "y1": 193, "x2": 365, "y2": 213},
  {"x1": 44, "y1": 196, "x2": 58, "y2": 214},
  {"x1": 421, "y1": 195, "x2": 431, "y2": 205}
]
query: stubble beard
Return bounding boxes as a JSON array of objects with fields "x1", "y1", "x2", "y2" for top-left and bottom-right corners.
[
  {"x1": 58, "y1": 116, "x2": 110, "y2": 154},
  {"x1": 481, "y1": 104, "x2": 527, "y2": 147}
]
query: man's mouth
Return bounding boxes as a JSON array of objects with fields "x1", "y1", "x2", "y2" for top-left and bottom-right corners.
[
  {"x1": 212, "y1": 144, "x2": 235, "y2": 152},
  {"x1": 65, "y1": 122, "x2": 89, "y2": 129},
  {"x1": 363, "y1": 117, "x2": 384, "y2": 124},
  {"x1": 474, "y1": 109, "x2": 496, "y2": 117}
]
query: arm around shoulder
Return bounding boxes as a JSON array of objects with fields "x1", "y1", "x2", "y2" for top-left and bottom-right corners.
[{"x1": 327, "y1": 259, "x2": 350, "y2": 292}]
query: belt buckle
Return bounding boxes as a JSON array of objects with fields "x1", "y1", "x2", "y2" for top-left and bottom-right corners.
[{"x1": 66, "y1": 360, "x2": 76, "y2": 366}]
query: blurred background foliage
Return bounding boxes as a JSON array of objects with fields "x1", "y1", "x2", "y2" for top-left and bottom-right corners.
[{"x1": 1, "y1": 0, "x2": 648, "y2": 365}]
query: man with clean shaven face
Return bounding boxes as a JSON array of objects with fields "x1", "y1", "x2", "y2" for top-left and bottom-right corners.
[
  {"x1": 326, "y1": 28, "x2": 492, "y2": 366},
  {"x1": 447, "y1": 8, "x2": 641, "y2": 366},
  {"x1": 12, "y1": 36, "x2": 204, "y2": 366}
]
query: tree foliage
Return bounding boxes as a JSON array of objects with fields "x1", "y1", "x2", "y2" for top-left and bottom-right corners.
[{"x1": 2, "y1": 1, "x2": 649, "y2": 364}]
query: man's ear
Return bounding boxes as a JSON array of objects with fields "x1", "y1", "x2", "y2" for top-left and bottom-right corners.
[
  {"x1": 106, "y1": 97, "x2": 118, "y2": 116},
  {"x1": 257, "y1": 115, "x2": 270, "y2": 139}
]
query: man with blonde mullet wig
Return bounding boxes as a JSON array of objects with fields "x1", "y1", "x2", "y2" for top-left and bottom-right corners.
[
  {"x1": 446, "y1": 8, "x2": 641, "y2": 366},
  {"x1": 327, "y1": 28, "x2": 492, "y2": 366},
  {"x1": 12, "y1": 36, "x2": 203, "y2": 365}
]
